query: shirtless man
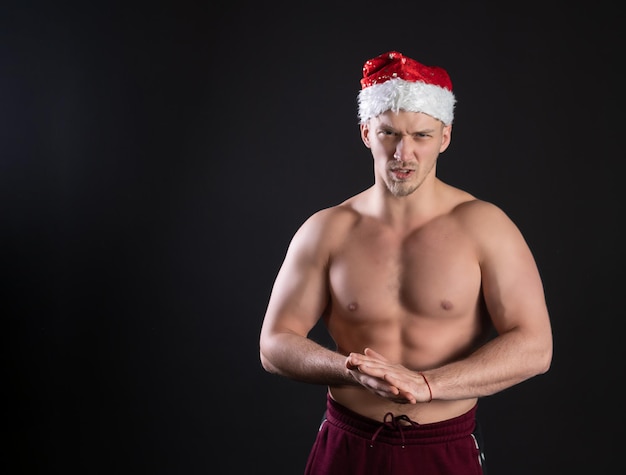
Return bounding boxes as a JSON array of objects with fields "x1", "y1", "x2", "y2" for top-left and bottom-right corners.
[{"x1": 259, "y1": 51, "x2": 553, "y2": 474}]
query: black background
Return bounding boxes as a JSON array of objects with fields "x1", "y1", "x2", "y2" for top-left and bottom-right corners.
[{"x1": 4, "y1": 1, "x2": 623, "y2": 473}]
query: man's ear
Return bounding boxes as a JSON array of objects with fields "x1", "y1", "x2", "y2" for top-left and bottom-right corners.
[
  {"x1": 360, "y1": 122, "x2": 371, "y2": 148},
  {"x1": 439, "y1": 124, "x2": 452, "y2": 153}
]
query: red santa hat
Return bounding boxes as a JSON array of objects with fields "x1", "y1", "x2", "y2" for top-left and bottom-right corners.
[{"x1": 358, "y1": 51, "x2": 456, "y2": 125}]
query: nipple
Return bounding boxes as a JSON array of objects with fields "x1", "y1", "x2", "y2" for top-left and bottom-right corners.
[
  {"x1": 440, "y1": 299, "x2": 453, "y2": 310},
  {"x1": 348, "y1": 302, "x2": 359, "y2": 311}
]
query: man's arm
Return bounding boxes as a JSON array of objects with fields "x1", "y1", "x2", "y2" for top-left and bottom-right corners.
[{"x1": 259, "y1": 210, "x2": 354, "y2": 385}]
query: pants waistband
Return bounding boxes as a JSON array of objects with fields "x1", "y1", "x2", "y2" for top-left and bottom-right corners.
[{"x1": 325, "y1": 393, "x2": 477, "y2": 445}]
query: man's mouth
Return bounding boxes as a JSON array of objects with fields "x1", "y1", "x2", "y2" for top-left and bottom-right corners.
[{"x1": 390, "y1": 168, "x2": 414, "y2": 179}]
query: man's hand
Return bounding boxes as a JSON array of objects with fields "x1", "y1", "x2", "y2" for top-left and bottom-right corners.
[{"x1": 346, "y1": 348, "x2": 426, "y2": 404}]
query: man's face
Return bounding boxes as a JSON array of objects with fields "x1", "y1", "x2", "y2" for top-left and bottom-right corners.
[{"x1": 360, "y1": 110, "x2": 452, "y2": 197}]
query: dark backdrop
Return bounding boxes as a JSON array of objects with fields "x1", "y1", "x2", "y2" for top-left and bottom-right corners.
[{"x1": 4, "y1": 1, "x2": 623, "y2": 474}]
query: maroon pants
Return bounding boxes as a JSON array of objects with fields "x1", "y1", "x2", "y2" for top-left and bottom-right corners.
[{"x1": 304, "y1": 394, "x2": 485, "y2": 475}]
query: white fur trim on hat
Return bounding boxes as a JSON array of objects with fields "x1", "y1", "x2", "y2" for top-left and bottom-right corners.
[{"x1": 358, "y1": 78, "x2": 456, "y2": 125}]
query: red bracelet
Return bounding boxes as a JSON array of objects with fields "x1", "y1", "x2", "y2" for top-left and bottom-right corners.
[{"x1": 418, "y1": 372, "x2": 432, "y2": 403}]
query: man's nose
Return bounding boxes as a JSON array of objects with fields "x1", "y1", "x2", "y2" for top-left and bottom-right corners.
[{"x1": 393, "y1": 137, "x2": 411, "y2": 160}]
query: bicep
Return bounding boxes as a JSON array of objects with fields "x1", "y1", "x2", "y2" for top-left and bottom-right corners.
[
  {"x1": 261, "y1": 222, "x2": 330, "y2": 339},
  {"x1": 479, "y1": 216, "x2": 550, "y2": 336}
]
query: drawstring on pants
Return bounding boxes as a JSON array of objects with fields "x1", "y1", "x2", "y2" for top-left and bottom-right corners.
[{"x1": 370, "y1": 412, "x2": 420, "y2": 449}]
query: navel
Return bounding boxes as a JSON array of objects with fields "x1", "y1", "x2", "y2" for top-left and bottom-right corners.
[
  {"x1": 348, "y1": 302, "x2": 359, "y2": 311},
  {"x1": 440, "y1": 299, "x2": 453, "y2": 310}
]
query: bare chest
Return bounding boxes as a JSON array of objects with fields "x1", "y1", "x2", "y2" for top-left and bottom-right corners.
[{"x1": 328, "y1": 221, "x2": 482, "y2": 320}]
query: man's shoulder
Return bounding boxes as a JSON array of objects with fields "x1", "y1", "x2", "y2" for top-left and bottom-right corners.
[
  {"x1": 439, "y1": 182, "x2": 503, "y2": 218},
  {"x1": 287, "y1": 202, "x2": 361, "y2": 255},
  {"x1": 452, "y1": 196, "x2": 501, "y2": 216},
  {"x1": 302, "y1": 200, "x2": 362, "y2": 231},
  {"x1": 449, "y1": 196, "x2": 521, "y2": 248}
]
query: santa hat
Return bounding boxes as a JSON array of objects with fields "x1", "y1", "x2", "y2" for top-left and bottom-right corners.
[{"x1": 357, "y1": 51, "x2": 456, "y2": 125}]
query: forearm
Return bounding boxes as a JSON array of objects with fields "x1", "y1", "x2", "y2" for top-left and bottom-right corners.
[
  {"x1": 423, "y1": 328, "x2": 552, "y2": 401},
  {"x1": 260, "y1": 332, "x2": 354, "y2": 386}
]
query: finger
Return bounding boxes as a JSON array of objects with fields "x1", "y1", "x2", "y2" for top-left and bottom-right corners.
[
  {"x1": 397, "y1": 389, "x2": 417, "y2": 404},
  {"x1": 351, "y1": 362, "x2": 391, "y2": 379},
  {"x1": 382, "y1": 374, "x2": 417, "y2": 404},
  {"x1": 353, "y1": 372, "x2": 400, "y2": 396},
  {"x1": 345, "y1": 354, "x2": 358, "y2": 369},
  {"x1": 345, "y1": 352, "x2": 367, "y2": 368},
  {"x1": 363, "y1": 347, "x2": 388, "y2": 361}
]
